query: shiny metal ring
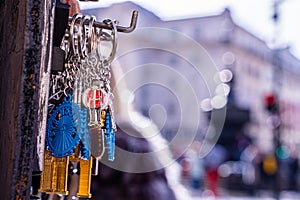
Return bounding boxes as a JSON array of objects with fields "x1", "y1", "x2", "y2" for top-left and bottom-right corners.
[
  {"x1": 69, "y1": 14, "x2": 83, "y2": 59},
  {"x1": 102, "y1": 19, "x2": 118, "y2": 64},
  {"x1": 87, "y1": 15, "x2": 96, "y2": 54},
  {"x1": 78, "y1": 15, "x2": 90, "y2": 59}
]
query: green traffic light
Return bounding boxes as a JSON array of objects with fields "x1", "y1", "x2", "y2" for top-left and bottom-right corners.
[{"x1": 275, "y1": 145, "x2": 290, "y2": 160}]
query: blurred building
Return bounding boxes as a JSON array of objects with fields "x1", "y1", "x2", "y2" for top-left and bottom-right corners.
[{"x1": 82, "y1": 2, "x2": 300, "y2": 156}]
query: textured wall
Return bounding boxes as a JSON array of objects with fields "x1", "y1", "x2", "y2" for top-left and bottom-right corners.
[{"x1": 0, "y1": 0, "x2": 54, "y2": 199}]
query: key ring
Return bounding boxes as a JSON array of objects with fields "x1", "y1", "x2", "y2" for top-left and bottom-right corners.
[
  {"x1": 69, "y1": 14, "x2": 83, "y2": 59},
  {"x1": 78, "y1": 15, "x2": 90, "y2": 59},
  {"x1": 101, "y1": 19, "x2": 118, "y2": 64},
  {"x1": 87, "y1": 16, "x2": 96, "y2": 54}
]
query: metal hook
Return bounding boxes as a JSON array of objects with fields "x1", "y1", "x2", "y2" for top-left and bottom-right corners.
[{"x1": 68, "y1": 10, "x2": 138, "y2": 33}]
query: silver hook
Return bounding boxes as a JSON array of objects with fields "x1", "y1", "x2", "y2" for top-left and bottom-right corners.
[{"x1": 68, "y1": 10, "x2": 138, "y2": 33}]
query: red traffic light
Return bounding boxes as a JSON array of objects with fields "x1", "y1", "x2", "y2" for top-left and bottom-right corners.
[
  {"x1": 264, "y1": 93, "x2": 277, "y2": 113},
  {"x1": 264, "y1": 93, "x2": 276, "y2": 106}
]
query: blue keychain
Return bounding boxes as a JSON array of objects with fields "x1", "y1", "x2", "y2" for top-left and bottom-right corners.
[
  {"x1": 105, "y1": 108, "x2": 115, "y2": 161},
  {"x1": 46, "y1": 94, "x2": 80, "y2": 158},
  {"x1": 75, "y1": 106, "x2": 91, "y2": 160}
]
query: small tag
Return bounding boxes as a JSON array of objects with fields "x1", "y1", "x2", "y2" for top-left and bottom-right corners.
[{"x1": 90, "y1": 128, "x2": 105, "y2": 159}]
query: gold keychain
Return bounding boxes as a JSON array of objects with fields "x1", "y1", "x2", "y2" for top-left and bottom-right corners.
[{"x1": 39, "y1": 150, "x2": 69, "y2": 195}]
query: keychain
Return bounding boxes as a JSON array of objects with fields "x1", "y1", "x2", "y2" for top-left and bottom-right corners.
[
  {"x1": 40, "y1": 13, "x2": 119, "y2": 198},
  {"x1": 46, "y1": 94, "x2": 80, "y2": 158},
  {"x1": 80, "y1": 18, "x2": 118, "y2": 161}
]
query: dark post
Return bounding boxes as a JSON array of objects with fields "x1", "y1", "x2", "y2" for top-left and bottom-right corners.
[{"x1": 0, "y1": 0, "x2": 55, "y2": 199}]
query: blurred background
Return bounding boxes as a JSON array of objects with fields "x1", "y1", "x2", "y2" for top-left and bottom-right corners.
[{"x1": 79, "y1": 0, "x2": 300, "y2": 199}]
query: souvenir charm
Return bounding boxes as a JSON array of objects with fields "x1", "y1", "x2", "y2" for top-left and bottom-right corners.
[
  {"x1": 105, "y1": 107, "x2": 115, "y2": 161},
  {"x1": 46, "y1": 94, "x2": 80, "y2": 158}
]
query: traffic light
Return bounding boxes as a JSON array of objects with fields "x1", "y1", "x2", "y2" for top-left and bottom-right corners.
[
  {"x1": 275, "y1": 145, "x2": 290, "y2": 160},
  {"x1": 262, "y1": 155, "x2": 277, "y2": 175},
  {"x1": 264, "y1": 93, "x2": 277, "y2": 113}
]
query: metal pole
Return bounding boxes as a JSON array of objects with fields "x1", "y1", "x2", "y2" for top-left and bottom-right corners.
[{"x1": 271, "y1": 0, "x2": 284, "y2": 198}]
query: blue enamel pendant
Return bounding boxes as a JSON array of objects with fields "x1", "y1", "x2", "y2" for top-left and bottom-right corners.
[
  {"x1": 46, "y1": 94, "x2": 80, "y2": 158},
  {"x1": 75, "y1": 106, "x2": 91, "y2": 160},
  {"x1": 105, "y1": 108, "x2": 115, "y2": 161}
]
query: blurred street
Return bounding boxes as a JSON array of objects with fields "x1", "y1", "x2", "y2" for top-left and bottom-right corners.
[
  {"x1": 83, "y1": 1, "x2": 300, "y2": 200},
  {"x1": 4, "y1": 0, "x2": 300, "y2": 199}
]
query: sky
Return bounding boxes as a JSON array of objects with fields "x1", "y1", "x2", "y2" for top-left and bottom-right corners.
[{"x1": 79, "y1": 0, "x2": 300, "y2": 59}]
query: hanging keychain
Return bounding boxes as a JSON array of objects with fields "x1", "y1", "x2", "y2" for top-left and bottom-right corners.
[
  {"x1": 45, "y1": 14, "x2": 85, "y2": 158},
  {"x1": 77, "y1": 16, "x2": 106, "y2": 161},
  {"x1": 100, "y1": 19, "x2": 118, "y2": 161},
  {"x1": 79, "y1": 17, "x2": 118, "y2": 162},
  {"x1": 71, "y1": 14, "x2": 92, "y2": 160},
  {"x1": 40, "y1": 10, "x2": 124, "y2": 197}
]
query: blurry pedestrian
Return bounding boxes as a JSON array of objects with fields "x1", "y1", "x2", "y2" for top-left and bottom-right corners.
[
  {"x1": 190, "y1": 155, "x2": 204, "y2": 190},
  {"x1": 186, "y1": 141, "x2": 204, "y2": 190},
  {"x1": 203, "y1": 144, "x2": 226, "y2": 196}
]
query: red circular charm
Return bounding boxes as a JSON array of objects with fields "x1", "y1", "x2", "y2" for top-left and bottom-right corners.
[{"x1": 82, "y1": 88, "x2": 108, "y2": 109}]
